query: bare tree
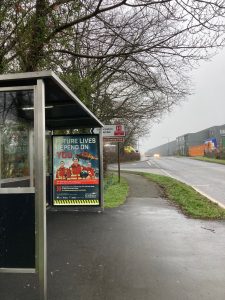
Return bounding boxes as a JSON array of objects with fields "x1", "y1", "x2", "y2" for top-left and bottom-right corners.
[
  {"x1": 44, "y1": 1, "x2": 225, "y2": 125},
  {"x1": 1, "y1": 0, "x2": 225, "y2": 140}
]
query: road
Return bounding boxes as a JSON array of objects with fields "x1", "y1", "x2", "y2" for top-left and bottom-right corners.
[{"x1": 111, "y1": 156, "x2": 225, "y2": 208}]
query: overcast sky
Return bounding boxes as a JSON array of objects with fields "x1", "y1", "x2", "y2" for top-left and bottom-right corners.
[{"x1": 140, "y1": 49, "x2": 225, "y2": 152}]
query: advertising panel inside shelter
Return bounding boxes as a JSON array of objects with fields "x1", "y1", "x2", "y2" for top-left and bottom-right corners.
[{"x1": 52, "y1": 135, "x2": 100, "y2": 206}]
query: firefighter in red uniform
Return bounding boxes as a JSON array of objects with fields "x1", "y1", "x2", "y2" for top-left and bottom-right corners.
[
  {"x1": 70, "y1": 157, "x2": 83, "y2": 180},
  {"x1": 83, "y1": 162, "x2": 95, "y2": 179},
  {"x1": 56, "y1": 161, "x2": 71, "y2": 179}
]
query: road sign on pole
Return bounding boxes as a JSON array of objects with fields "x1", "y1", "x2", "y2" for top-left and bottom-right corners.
[
  {"x1": 103, "y1": 137, "x2": 125, "y2": 142},
  {"x1": 102, "y1": 124, "x2": 125, "y2": 137},
  {"x1": 101, "y1": 124, "x2": 125, "y2": 183}
]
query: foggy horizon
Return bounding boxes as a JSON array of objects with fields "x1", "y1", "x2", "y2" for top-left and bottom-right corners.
[{"x1": 140, "y1": 49, "x2": 225, "y2": 152}]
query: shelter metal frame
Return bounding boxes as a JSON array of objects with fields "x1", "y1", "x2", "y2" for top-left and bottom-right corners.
[{"x1": 0, "y1": 71, "x2": 103, "y2": 300}]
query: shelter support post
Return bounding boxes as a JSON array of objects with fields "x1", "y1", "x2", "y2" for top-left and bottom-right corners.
[
  {"x1": 0, "y1": 130, "x2": 1, "y2": 188},
  {"x1": 34, "y1": 80, "x2": 47, "y2": 300},
  {"x1": 29, "y1": 130, "x2": 34, "y2": 187},
  {"x1": 99, "y1": 128, "x2": 104, "y2": 209}
]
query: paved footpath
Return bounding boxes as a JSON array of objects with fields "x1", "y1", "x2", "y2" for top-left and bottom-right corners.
[{"x1": 1, "y1": 173, "x2": 225, "y2": 300}]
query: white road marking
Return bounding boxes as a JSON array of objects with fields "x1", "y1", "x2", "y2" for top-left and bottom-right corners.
[
  {"x1": 149, "y1": 159, "x2": 225, "y2": 209},
  {"x1": 192, "y1": 185, "x2": 209, "y2": 187},
  {"x1": 146, "y1": 160, "x2": 151, "y2": 166},
  {"x1": 192, "y1": 187, "x2": 225, "y2": 209}
]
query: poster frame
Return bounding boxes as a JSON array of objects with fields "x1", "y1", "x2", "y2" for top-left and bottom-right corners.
[{"x1": 51, "y1": 134, "x2": 102, "y2": 208}]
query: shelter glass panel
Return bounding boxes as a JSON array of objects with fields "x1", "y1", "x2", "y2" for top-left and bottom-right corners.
[{"x1": 0, "y1": 90, "x2": 34, "y2": 188}]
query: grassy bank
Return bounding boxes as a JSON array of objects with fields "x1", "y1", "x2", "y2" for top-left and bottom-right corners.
[
  {"x1": 193, "y1": 156, "x2": 225, "y2": 165},
  {"x1": 104, "y1": 173, "x2": 129, "y2": 208},
  {"x1": 140, "y1": 172, "x2": 225, "y2": 219}
]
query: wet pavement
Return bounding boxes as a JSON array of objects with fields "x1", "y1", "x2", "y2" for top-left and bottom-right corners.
[{"x1": 1, "y1": 173, "x2": 225, "y2": 300}]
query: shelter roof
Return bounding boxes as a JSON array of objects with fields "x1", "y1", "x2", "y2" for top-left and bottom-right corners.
[{"x1": 0, "y1": 71, "x2": 103, "y2": 129}]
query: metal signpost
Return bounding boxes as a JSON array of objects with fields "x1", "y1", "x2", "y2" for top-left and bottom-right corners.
[{"x1": 102, "y1": 125, "x2": 125, "y2": 183}]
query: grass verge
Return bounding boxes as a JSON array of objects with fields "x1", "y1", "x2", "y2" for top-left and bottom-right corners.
[
  {"x1": 139, "y1": 172, "x2": 225, "y2": 219},
  {"x1": 104, "y1": 173, "x2": 129, "y2": 208},
  {"x1": 192, "y1": 156, "x2": 225, "y2": 165}
]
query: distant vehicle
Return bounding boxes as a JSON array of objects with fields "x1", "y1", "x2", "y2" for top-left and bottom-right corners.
[{"x1": 153, "y1": 153, "x2": 160, "y2": 158}]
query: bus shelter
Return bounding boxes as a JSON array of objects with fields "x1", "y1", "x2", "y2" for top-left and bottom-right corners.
[{"x1": 0, "y1": 71, "x2": 103, "y2": 299}]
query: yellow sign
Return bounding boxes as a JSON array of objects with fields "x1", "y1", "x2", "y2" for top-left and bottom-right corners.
[{"x1": 54, "y1": 199, "x2": 99, "y2": 205}]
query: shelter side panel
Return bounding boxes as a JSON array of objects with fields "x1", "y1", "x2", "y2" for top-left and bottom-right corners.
[{"x1": 0, "y1": 193, "x2": 35, "y2": 269}]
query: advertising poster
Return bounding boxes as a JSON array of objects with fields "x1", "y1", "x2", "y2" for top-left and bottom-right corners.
[{"x1": 52, "y1": 135, "x2": 100, "y2": 206}]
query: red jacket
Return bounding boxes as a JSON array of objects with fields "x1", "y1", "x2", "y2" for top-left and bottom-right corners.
[
  {"x1": 56, "y1": 167, "x2": 71, "y2": 179},
  {"x1": 70, "y1": 163, "x2": 82, "y2": 177}
]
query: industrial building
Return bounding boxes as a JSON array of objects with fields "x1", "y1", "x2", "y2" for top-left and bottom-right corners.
[
  {"x1": 145, "y1": 123, "x2": 225, "y2": 157},
  {"x1": 145, "y1": 140, "x2": 177, "y2": 157}
]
